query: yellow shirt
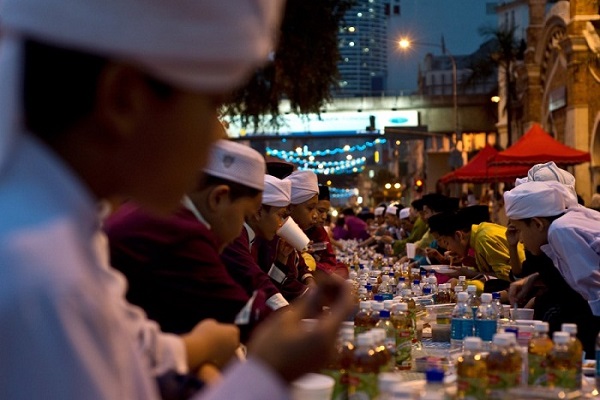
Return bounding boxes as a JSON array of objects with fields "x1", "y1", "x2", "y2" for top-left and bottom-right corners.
[{"x1": 469, "y1": 222, "x2": 525, "y2": 282}]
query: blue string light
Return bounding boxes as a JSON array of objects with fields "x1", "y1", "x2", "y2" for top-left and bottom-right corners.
[
  {"x1": 298, "y1": 165, "x2": 366, "y2": 175},
  {"x1": 266, "y1": 138, "x2": 386, "y2": 158}
]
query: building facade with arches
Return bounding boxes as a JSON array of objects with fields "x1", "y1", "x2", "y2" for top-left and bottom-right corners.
[{"x1": 513, "y1": 0, "x2": 600, "y2": 201}]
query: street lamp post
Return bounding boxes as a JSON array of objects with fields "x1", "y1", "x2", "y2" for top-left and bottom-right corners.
[{"x1": 398, "y1": 38, "x2": 459, "y2": 142}]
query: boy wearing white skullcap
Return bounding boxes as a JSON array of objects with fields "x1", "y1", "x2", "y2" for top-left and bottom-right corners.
[
  {"x1": 221, "y1": 174, "x2": 292, "y2": 311},
  {"x1": 0, "y1": 0, "x2": 353, "y2": 398},
  {"x1": 106, "y1": 139, "x2": 271, "y2": 343},
  {"x1": 259, "y1": 170, "x2": 320, "y2": 295},
  {"x1": 505, "y1": 181, "x2": 600, "y2": 316}
]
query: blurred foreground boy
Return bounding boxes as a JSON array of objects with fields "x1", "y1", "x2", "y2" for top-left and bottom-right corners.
[{"x1": 0, "y1": 0, "x2": 351, "y2": 398}]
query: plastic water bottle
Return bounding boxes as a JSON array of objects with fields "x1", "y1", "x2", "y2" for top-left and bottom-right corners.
[
  {"x1": 548, "y1": 331, "x2": 579, "y2": 390},
  {"x1": 528, "y1": 321, "x2": 552, "y2": 386},
  {"x1": 491, "y1": 291, "x2": 504, "y2": 319},
  {"x1": 375, "y1": 310, "x2": 397, "y2": 371},
  {"x1": 467, "y1": 285, "x2": 480, "y2": 317},
  {"x1": 392, "y1": 302, "x2": 412, "y2": 370},
  {"x1": 451, "y1": 292, "x2": 473, "y2": 350},
  {"x1": 411, "y1": 279, "x2": 422, "y2": 296},
  {"x1": 395, "y1": 277, "x2": 407, "y2": 296},
  {"x1": 487, "y1": 333, "x2": 522, "y2": 397},
  {"x1": 457, "y1": 337, "x2": 488, "y2": 399},
  {"x1": 474, "y1": 293, "x2": 497, "y2": 350},
  {"x1": 561, "y1": 323, "x2": 583, "y2": 388},
  {"x1": 378, "y1": 274, "x2": 393, "y2": 301}
]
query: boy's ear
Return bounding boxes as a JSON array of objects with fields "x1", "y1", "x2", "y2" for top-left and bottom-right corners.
[
  {"x1": 95, "y1": 63, "x2": 152, "y2": 143},
  {"x1": 530, "y1": 217, "x2": 549, "y2": 232},
  {"x1": 207, "y1": 185, "x2": 231, "y2": 212}
]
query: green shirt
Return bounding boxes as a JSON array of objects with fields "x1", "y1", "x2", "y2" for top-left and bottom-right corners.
[
  {"x1": 469, "y1": 222, "x2": 525, "y2": 282},
  {"x1": 393, "y1": 216, "x2": 428, "y2": 256}
]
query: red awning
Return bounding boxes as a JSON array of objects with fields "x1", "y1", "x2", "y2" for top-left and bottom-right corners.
[
  {"x1": 489, "y1": 123, "x2": 591, "y2": 166},
  {"x1": 440, "y1": 145, "x2": 530, "y2": 184}
]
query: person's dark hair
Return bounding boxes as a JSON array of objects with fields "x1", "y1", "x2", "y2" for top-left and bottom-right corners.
[
  {"x1": 23, "y1": 39, "x2": 173, "y2": 143},
  {"x1": 335, "y1": 217, "x2": 346, "y2": 227},
  {"x1": 203, "y1": 174, "x2": 261, "y2": 201},
  {"x1": 357, "y1": 212, "x2": 374, "y2": 222},
  {"x1": 428, "y1": 211, "x2": 471, "y2": 236},
  {"x1": 421, "y1": 193, "x2": 460, "y2": 213},
  {"x1": 341, "y1": 208, "x2": 355, "y2": 217},
  {"x1": 577, "y1": 194, "x2": 585, "y2": 206},
  {"x1": 318, "y1": 185, "x2": 330, "y2": 201},
  {"x1": 411, "y1": 198, "x2": 424, "y2": 211},
  {"x1": 457, "y1": 205, "x2": 490, "y2": 226},
  {"x1": 266, "y1": 161, "x2": 294, "y2": 179}
]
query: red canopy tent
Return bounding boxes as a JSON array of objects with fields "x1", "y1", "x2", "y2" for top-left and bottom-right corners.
[
  {"x1": 489, "y1": 123, "x2": 591, "y2": 166},
  {"x1": 440, "y1": 145, "x2": 530, "y2": 184}
]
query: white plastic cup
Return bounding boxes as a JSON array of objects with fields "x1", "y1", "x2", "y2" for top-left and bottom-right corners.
[
  {"x1": 406, "y1": 242, "x2": 416, "y2": 259},
  {"x1": 277, "y1": 217, "x2": 310, "y2": 251},
  {"x1": 291, "y1": 373, "x2": 335, "y2": 400},
  {"x1": 510, "y1": 308, "x2": 534, "y2": 320}
]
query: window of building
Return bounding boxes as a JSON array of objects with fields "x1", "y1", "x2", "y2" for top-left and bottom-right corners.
[{"x1": 393, "y1": 5, "x2": 400, "y2": 15}]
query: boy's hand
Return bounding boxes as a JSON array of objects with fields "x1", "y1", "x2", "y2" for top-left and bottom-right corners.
[
  {"x1": 182, "y1": 319, "x2": 240, "y2": 371},
  {"x1": 247, "y1": 278, "x2": 353, "y2": 383}
]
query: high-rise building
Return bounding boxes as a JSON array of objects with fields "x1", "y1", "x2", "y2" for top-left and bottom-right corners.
[{"x1": 337, "y1": 0, "x2": 388, "y2": 97}]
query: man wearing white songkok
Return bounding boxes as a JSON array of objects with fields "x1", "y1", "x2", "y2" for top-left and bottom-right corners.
[
  {"x1": 515, "y1": 161, "x2": 578, "y2": 199},
  {"x1": 0, "y1": 0, "x2": 353, "y2": 399},
  {"x1": 221, "y1": 174, "x2": 292, "y2": 312},
  {"x1": 505, "y1": 181, "x2": 600, "y2": 316}
]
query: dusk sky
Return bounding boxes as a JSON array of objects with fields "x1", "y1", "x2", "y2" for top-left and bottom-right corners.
[{"x1": 387, "y1": 0, "x2": 499, "y2": 92}]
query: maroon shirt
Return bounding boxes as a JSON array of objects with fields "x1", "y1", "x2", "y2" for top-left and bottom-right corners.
[
  {"x1": 306, "y1": 225, "x2": 349, "y2": 279},
  {"x1": 104, "y1": 202, "x2": 267, "y2": 339},
  {"x1": 220, "y1": 226, "x2": 283, "y2": 302}
]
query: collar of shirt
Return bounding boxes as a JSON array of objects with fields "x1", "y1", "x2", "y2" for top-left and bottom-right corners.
[
  {"x1": 244, "y1": 223, "x2": 256, "y2": 250},
  {"x1": 181, "y1": 196, "x2": 211, "y2": 229}
]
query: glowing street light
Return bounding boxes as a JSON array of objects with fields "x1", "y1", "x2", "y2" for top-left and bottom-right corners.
[{"x1": 398, "y1": 36, "x2": 459, "y2": 142}]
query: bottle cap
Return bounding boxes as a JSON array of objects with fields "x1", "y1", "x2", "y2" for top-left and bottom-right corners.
[
  {"x1": 382, "y1": 274, "x2": 390, "y2": 282},
  {"x1": 534, "y1": 321, "x2": 549, "y2": 332},
  {"x1": 356, "y1": 333, "x2": 373, "y2": 346},
  {"x1": 359, "y1": 301, "x2": 371, "y2": 310},
  {"x1": 492, "y1": 333, "x2": 511, "y2": 346},
  {"x1": 413, "y1": 279, "x2": 420, "y2": 285},
  {"x1": 372, "y1": 301, "x2": 384, "y2": 311},
  {"x1": 457, "y1": 292, "x2": 469, "y2": 301},
  {"x1": 422, "y1": 287, "x2": 432, "y2": 294},
  {"x1": 480, "y1": 293, "x2": 492, "y2": 303},
  {"x1": 492, "y1": 291, "x2": 501, "y2": 299},
  {"x1": 379, "y1": 309, "x2": 391, "y2": 318},
  {"x1": 371, "y1": 328, "x2": 385, "y2": 342},
  {"x1": 553, "y1": 331, "x2": 570, "y2": 344},
  {"x1": 383, "y1": 300, "x2": 394, "y2": 310},
  {"x1": 561, "y1": 323, "x2": 577, "y2": 335},
  {"x1": 425, "y1": 368, "x2": 445, "y2": 383},
  {"x1": 464, "y1": 336, "x2": 483, "y2": 350},
  {"x1": 374, "y1": 294, "x2": 384, "y2": 302},
  {"x1": 395, "y1": 302, "x2": 408, "y2": 312},
  {"x1": 467, "y1": 285, "x2": 477, "y2": 293}
]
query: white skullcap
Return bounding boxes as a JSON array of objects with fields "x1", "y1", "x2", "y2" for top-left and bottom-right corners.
[
  {"x1": 385, "y1": 205, "x2": 398, "y2": 216},
  {"x1": 204, "y1": 140, "x2": 265, "y2": 191},
  {"x1": 399, "y1": 207, "x2": 411, "y2": 220},
  {"x1": 284, "y1": 170, "x2": 319, "y2": 204},
  {"x1": 504, "y1": 181, "x2": 577, "y2": 220},
  {"x1": 515, "y1": 162, "x2": 577, "y2": 197},
  {"x1": 374, "y1": 206, "x2": 385, "y2": 216},
  {"x1": 262, "y1": 175, "x2": 291, "y2": 207},
  {"x1": 0, "y1": 0, "x2": 284, "y2": 93}
]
